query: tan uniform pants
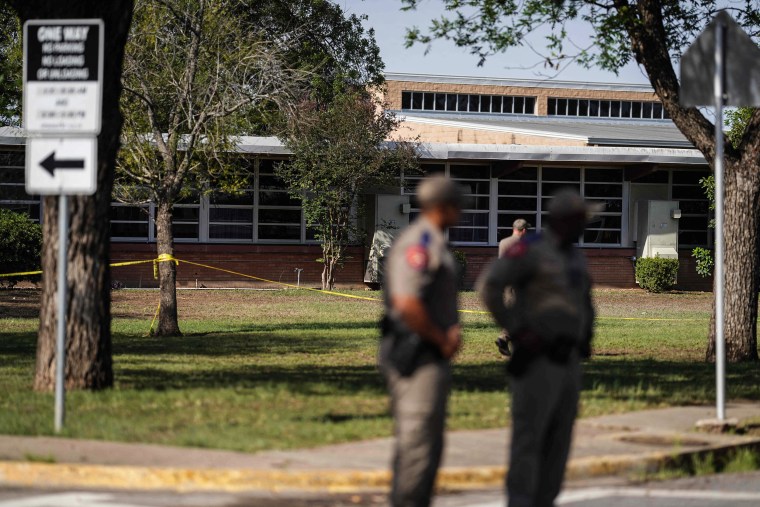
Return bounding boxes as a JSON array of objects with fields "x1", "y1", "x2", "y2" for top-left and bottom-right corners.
[
  {"x1": 383, "y1": 353, "x2": 451, "y2": 507},
  {"x1": 507, "y1": 353, "x2": 581, "y2": 507}
]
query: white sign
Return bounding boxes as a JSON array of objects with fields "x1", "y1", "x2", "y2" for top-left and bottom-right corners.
[
  {"x1": 26, "y1": 137, "x2": 97, "y2": 195},
  {"x1": 23, "y1": 19, "x2": 104, "y2": 134}
]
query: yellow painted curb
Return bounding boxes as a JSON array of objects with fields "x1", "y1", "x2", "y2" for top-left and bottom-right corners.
[{"x1": 0, "y1": 442, "x2": 757, "y2": 493}]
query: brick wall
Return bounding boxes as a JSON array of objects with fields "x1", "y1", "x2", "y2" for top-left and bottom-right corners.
[
  {"x1": 110, "y1": 243, "x2": 366, "y2": 289},
  {"x1": 452, "y1": 246, "x2": 711, "y2": 292},
  {"x1": 110, "y1": 243, "x2": 712, "y2": 292}
]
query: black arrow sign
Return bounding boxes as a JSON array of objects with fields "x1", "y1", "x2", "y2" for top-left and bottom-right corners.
[{"x1": 40, "y1": 152, "x2": 85, "y2": 177}]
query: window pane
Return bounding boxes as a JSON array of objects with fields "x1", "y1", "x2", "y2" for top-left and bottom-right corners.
[
  {"x1": 679, "y1": 200, "x2": 709, "y2": 214},
  {"x1": 621, "y1": 101, "x2": 631, "y2": 118},
  {"x1": 498, "y1": 197, "x2": 537, "y2": 211},
  {"x1": 587, "y1": 215, "x2": 622, "y2": 229},
  {"x1": 460, "y1": 195, "x2": 490, "y2": 210},
  {"x1": 435, "y1": 93, "x2": 446, "y2": 111},
  {"x1": 259, "y1": 209, "x2": 301, "y2": 224},
  {"x1": 173, "y1": 207, "x2": 199, "y2": 221},
  {"x1": 456, "y1": 213, "x2": 489, "y2": 227},
  {"x1": 423, "y1": 93, "x2": 434, "y2": 110},
  {"x1": 209, "y1": 224, "x2": 253, "y2": 240},
  {"x1": 480, "y1": 95, "x2": 491, "y2": 112},
  {"x1": 447, "y1": 94, "x2": 457, "y2": 111},
  {"x1": 578, "y1": 99, "x2": 589, "y2": 116},
  {"x1": 589, "y1": 100, "x2": 599, "y2": 116},
  {"x1": 259, "y1": 175, "x2": 288, "y2": 190},
  {"x1": 401, "y1": 91, "x2": 411, "y2": 109},
  {"x1": 514, "y1": 96, "x2": 525, "y2": 114},
  {"x1": 672, "y1": 171, "x2": 707, "y2": 185},
  {"x1": 643, "y1": 102, "x2": 653, "y2": 118},
  {"x1": 458, "y1": 180, "x2": 490, "y2": 194},
  {"x1": 173, "y1": 223, "x2": 198, "y2": 239},
  {"x1": 111, "y1": 223, "x2": 149, "y2": 238},
  {"x1": 449, "y1": 227, "x2": 488, "y2": 243},
  {"x1": 468, "y1": 94, "x2": 479, "y2": 111},
  {"x1": 457, "y1": 94, "x2": 468, "y2": 111},
  {"x1": 542, "y1": 183, "x2": 581, "y2": 196},
  {"x1": 492, "y1": 96, "x2": 503, "y2": 113},
  {"x1": 0, "y1": 185, "x2": 31, "y2": 200},
  {"x1": 412, "y1": 92, "x2": 423, "y2": 109},
  {"x1": 259, "y1": 225, "x2": 300, "y2": 240},
  {"x1": 501, "y1": 167, "x2": 538, "y2": 181},
  {"x1": 672, "y1": 185, "x2": 706, "y2": 199},
  {"x1": 583, "y1": 230, "x2": 621, "y2": 244},
  {"x1": 449, "y1": 165, "x2": 490, "y2": 179},
  {"x1": 110, "y1": 206, "x2": 148, "y2": 221},
  {"x1": 587, "y1": 199, "x2": 623, "y2": 213},
  {"x1": 542, "y1": 167, "x2": 581, "y2": 181},
  {"x1": 498, "y1": 181, "x2": 538, "y2": 195},
  {"x1": 600, "y1": 101, "x2": 611, "y2": 117},
  {"x1": 548, "y1": 98, "x2": 556, "y2": 115},
  {"x1": 585, "y1": 168, "x2": 623, "y2": 183},
  {"x1": 259, "y1": 191, "x2": 300, "y2": 206},
  {"x1": 0, "y1": 203, "x2": 40, "y2": 220},
  {"x1": 679, "y1": 231, "x2": 708, "y2": 246},
  {"x1": 632, "y1": 102, "x2": 642, "y2": 118},
  {"x1": 585, "y1": 184, "x2": 622, "y2": 198},
  {"x1": 209, "y1": 208, "x2": 252, "y2": 223},
  {"x1": 653, "y1": 103, "x2": 663, "y2": 119},
  {"x1": 524, "y1": 97, "x2": 536, "y2": 114},
  {"x1": 211, "y1": 192, "x2": 253, "y2": 205},
  {"x1": 503, "y1": 96, "x2": 514, "y2": 113},
  {"x1": 0, "y1": 167, "x2": 24, "y2": 184},
  {"x1": 611, "y1": 101, "x2": 621, "y2": 117},
  {"x1": 679, "y1": 216, "x2": 709, "y2": 230},
  {"x1": 568, "y1": 99, "x2": 578, "y2": 115}
]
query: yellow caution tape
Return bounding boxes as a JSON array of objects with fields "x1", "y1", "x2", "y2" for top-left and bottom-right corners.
[{"x1": 0, "y1": 255, "x2": 710, "y2": 322}]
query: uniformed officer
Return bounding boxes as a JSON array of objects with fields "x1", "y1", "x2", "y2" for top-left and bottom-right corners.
[
  {"x1": 495, "y1": 218, "x2": 531, "y2": 357},
  {"x1": 379, "y1": 175, "x2": 464, "y2": 507},
  {"x1": 479, "y1": 189, "x2": 597, "y2": 507}
]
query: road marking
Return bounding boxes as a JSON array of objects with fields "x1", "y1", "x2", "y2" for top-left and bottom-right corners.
[
  {"x1": 556, "y1": 487, "x2": 760, "y2": 504},
  {"x1": 0, "y1": 493, "x2": 142, "y2": 507},
  {"x1": 454, "y1": 487, "x2": 760, "y2": 506}
]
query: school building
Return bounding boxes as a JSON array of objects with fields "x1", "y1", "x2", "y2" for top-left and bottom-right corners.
[{"x1": 0, "y1": 73, "x2": 713, "y2": 290}]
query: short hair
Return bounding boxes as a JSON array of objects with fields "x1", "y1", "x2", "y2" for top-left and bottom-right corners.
[{"x1": 512, "y1": 218, "x2": 530, "y2": 231}]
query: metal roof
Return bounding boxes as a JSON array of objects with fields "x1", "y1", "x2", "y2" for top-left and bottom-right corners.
[
  {"x1": 0, "y1": 128, "x2": 705, "y2": 165},
  {"x1": 400, "y1": 113, "x2": 694, "y2": 149},
  {"x1": 384, "y1": 72, "x2": 656, "y2": 93},
  {"x1": 0, "y1": 126, "x2": 24, "y2": 146}
]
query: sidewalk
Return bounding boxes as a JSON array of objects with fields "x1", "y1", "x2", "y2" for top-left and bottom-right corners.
[{"x1": 0, "y1": 403, "x2": 759, "y2": 493}]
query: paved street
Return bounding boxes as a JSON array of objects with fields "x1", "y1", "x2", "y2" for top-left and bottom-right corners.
[{"x1": 2, "y1": 471, "x2": 760, "y2": 506}]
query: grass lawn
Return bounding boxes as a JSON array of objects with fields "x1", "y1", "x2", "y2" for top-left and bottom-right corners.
[{"x1": 0, "y1": 287, "x2": 757, "y2": 453}]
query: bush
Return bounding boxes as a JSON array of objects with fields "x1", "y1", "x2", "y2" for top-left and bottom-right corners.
[
  {"x1": 691, "y1": 247, "x2": 713, "y2": 278},
  {"x1": 0, "y1": 209, "x2": 43, "y2": 288},
  {"x1": 635, "y1": 256, "x2": 679, "y2": 293}
]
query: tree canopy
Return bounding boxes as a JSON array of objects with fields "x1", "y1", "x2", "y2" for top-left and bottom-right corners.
[{"x1": 0, "y1": 2, "x2": 21, "y2": 126}]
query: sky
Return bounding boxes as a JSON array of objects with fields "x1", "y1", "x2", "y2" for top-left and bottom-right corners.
[{"x1": 345, "y1": 0, "x2": 652, "y2": 85}]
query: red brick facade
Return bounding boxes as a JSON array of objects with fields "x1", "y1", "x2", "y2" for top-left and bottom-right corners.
[{"x1": 110, "y1": 243, "x2": 712, "y2": 292}]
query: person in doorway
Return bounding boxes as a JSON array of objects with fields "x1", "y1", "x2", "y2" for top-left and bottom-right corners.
[
  {"x1": 479, "y1": 189, "x2": 597, "y2": 507},
  {"x1": 379, "y1": 175, "x2": 464, "y2": 507},
  {"x1": 494, "y1": 218, "x2": 530, "y2": 357}
]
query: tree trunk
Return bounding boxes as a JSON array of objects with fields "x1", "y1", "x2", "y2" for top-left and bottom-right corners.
[
  {"x1": 155, "y1": 199, "x2": 181, "y2": 336},
  {"x1": 14, "y1": 0, "x2": 134, "y2": 391},
  {"x1": 706, "y1": 157, "x2": 760, "y2": 362}
]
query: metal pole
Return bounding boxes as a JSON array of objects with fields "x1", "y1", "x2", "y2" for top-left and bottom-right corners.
[
  {"x1": 714, "y1": 22, "x2": 726, "y2": 421},
  {"x1": 55, "y1": 194, "x2": 68, "y2": 433}
]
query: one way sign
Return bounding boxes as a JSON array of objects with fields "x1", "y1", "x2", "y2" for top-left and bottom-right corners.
[{"x1": 26, "y1": 137, "x2": 96, "y2": 195}]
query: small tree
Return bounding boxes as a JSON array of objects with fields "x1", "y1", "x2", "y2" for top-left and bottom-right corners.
[
  {"x1": 0, "y1": 209, "x2": 42, "y2": 288},
  {"x1": 117, "y1": 0, "x2": 301, "y2": 336},
  {"x1": 279, "y1": 91, "x2": 418, "y2": 290}
]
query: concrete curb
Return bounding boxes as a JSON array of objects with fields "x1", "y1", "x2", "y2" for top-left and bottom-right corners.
[{"x1": 1, "y1": 439, "x2": 759, "y2": 493}]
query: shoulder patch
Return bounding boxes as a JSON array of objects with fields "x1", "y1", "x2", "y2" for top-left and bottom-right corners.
[{"x1": 405, "y1": 245, "x2": 429, "y2": 270}]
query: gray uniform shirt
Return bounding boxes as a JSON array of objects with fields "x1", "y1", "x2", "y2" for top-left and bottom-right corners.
[
  {"x1": 384, "y1": 215, "x2": 459, "y2": 331},
  {"x1": 480, "y1": 231, "x2": 594, "y2": 347}
]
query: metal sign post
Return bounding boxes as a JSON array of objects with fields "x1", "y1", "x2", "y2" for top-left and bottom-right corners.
[
  {"x1": 712, "y1": 22, "x2": 726, "y2": 421},
  {"x1": 23, "y1": 19, "x2": 103, "y2": 433},
  {"x1": 55, "y1": 195, "x2": 68, "y2": 432},
  {"x1": 681, "y1": 11, "x2": 760, "y2": 423}
]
